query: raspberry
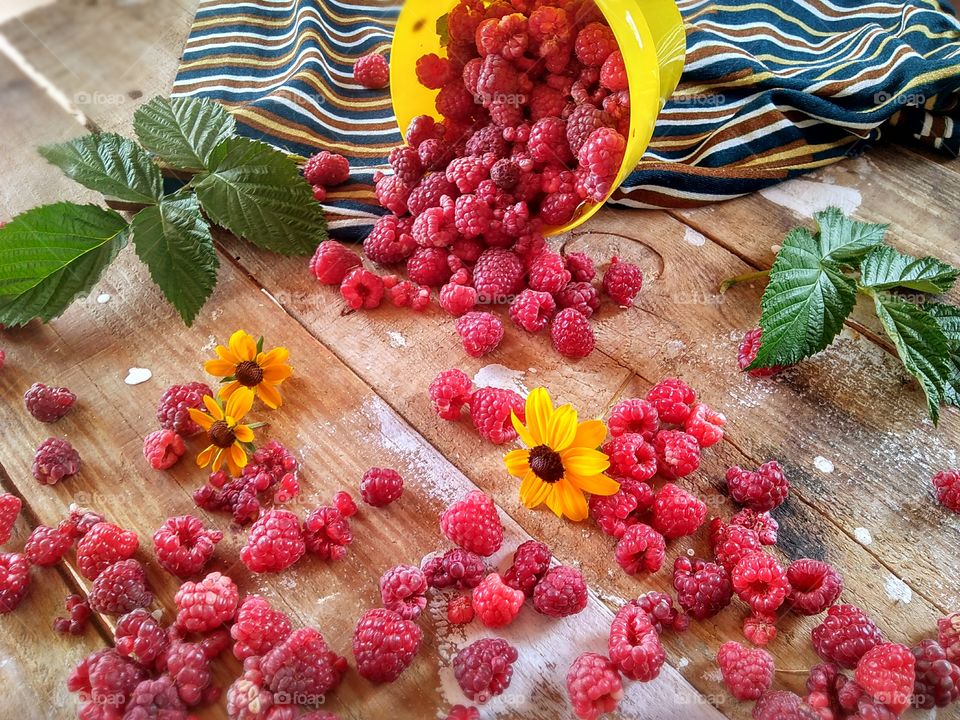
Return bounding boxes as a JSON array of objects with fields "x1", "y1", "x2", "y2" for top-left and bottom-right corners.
[
  {"x1": 174, "y1": 571, "x2": 238, "y2": 633},
  {"x1": 354, "y1": 52, "x2": 389, "y2": 89},
  {"x1": 303, "y1": 505, "x2": 353, "y2": 561},
  {"x1": 230, "y1": 595, "x2": 291, "y2": 662},
  {"x1": 588, "y1": 478, "x2": 653, "y2": 538},
  {"x1": 450, "y1": 195, "x2": 489, "y2": 242},
  {"x1": 489, "y1": 159, "x2": 519, "y2": 190},
  {"x1": 0, "y1": 348, "x2": 4, "y2": 371},
  {"x1": 476, "y1": 53, "x2": 520, "y2": 99},
  {"x1": 565, "y1": 252, "x2": 596, "y2": 282},
  {"x1": 554, "y1": 282, "x2": 599, "y2": 319},
  {"x1": 726, "y1": 460, "x2": 790, "y2": 512},
  {"x1": 423, "y1": 548, "x2": 488, "y2": 590},
  {"x1": 550, "y1": 307, "x2": 595, "y2": 358},
  {"x1": 412, "y1": 203, "x2": 456, "y2": 249},
  {"x1": 738, "y1": 327, "x2": 785, "y2": 377},
  {"x1": 509, "y1": 289, "x2": 555, "y2": 332},
  {"x1": 240, "y1": 509, "x2": 305, "y2": 573},
  {"x1": 166, "y1": 631, "x2": 231, "y2": 706},
  {"x1": 32, "y1": 437, "x2": 81, "y2": 485},
  {"x1": 407, "y1": 246, "x2": 452, "y2": 286},
  {"x1": 754, "y1": 691, "x2": 820, "y2": 720},
  {"x1": 360, "y1": 467, "x2": 404, "y2": 507},
  {"x1": 476, "y1": 13, "x2": 528, "y2": 59},
  {"x1": 732, "y1": 552, "x2": 789, "y2": 615},
  {"x1": 575, "y1": 22, "x2": 617, "y2": 66},
  {"x1": 540, "y1": 192, "x2": 580, "y2": 225},
  {"x1": 526, "y1": 252, "x2": 570, "y2": 295},
  {"x1": 786, "y1": 559, "x2": 843, "y2": 616},
  {"x1": 472, "y1": 573, "x2": 524, "y2": 628},
  {"x1": 503, "y1": 539, "x2": 551, "y2": 596},
  {"x1": 115, "y1": 608, "x2": 169, "y2": 666},
  {"x1": 615, "y1": 523, "x2": 665, "y2": 575},
  {"x1": 600, "y1": 50, "x2": 627, "y2": 91},
  {"x1": 309, "y1": 240, "x2": 362, "y2": 285},
  {"x1": 709, "y1": 518, "x2": 763, "y2": 573},
  {"x1": 454, "y1": 638, "x2": 519, "y2": 703},
  {"x1": 378, "y1": 564, "x2": 428, "y2": 620},
  {"x1": 645, "y1": 377, "x2": 696, "y2": 424},
  {"x1": 472, "y1": 248, "x2": 523, "y2": 303},
  {"x1": 0, "y1": 493, "x2": 21, "y2": 545},
  {"x1": 125, "y1": 676, "x2": 187, "y2": 719},
  {"x1": 68, "y1": 649, "x2": 147, "y2": 718},
  {"x1": 429, "y1": 369, "x2": 474, "y2": 420},
  {"x1": 303, "y1": 151, "x2": 350, "y2": 186},
  {"x1": 77, "y1": 521, "x2": 139, "y2": 580},
  {"x1": 226, "y1": 669, "x2": 272, "y2": 720},
  {"x1": 446, "y1": 155, "x2": 489, "y2": 194},
  {"x1": 939, "y1": 613, "x2": 960, "y2": 663},
  {"x1": 652, "y1": 430, "x2": 701, "y2": 479},
  {"x1": 55, "y1": 594, "x2": 92, "y2": 636},
  {"x1": 744, "y1": 613, "x2": 778, "y2": 646},
  {"x1": 933, "y1": 469, "x2": 960, "y2": 513},
  {"x1": 332, "y1": 490, "x2": 357, "y2": 518},
  {"x1": 469, "y1": 386, "x2": 524, "y2": 445},
  {"x1": 59, "y1": 506, "x2": 104, "y2": 539},
  {"x1": 633, "y1": 591, "x2": 689, "y2": 633},
  {"x1": 24, "y1": 524, "x2": 72, "y2": 566},
  {"x1": 602, "y1": 433, "x2": 657, "y2": 483},
  {"x1": 566, "y1": 652, "x2": 623, "y2": 720},
  {"x1": 730, "y1": 508, "x2": 779, "y2": 546},
  {"x1": 262, "y1": 626, "x2": 347, "y2": 697},
  {"x1": 353, "y1": 607, "x2": 422, "y2": 683},
  {"x1": 156, "y1": 381, "x2": 214, "y2": 436},
  {"x1": 389, "y1": 146, "x2": 423, "y2": 185},
  {"x1": 363, "y1": 215, "x2": 416, "y2": 265},
  {"x1": 194, "y1": 477, "x2": 260, "y2": 526},
  {"x1": 601, "y1": 256, "x2": 643, "y2": 307},
  {"x1": 652, "y1": 483, "x2": 707, "y2": 539},
  {"x1": 607, "y1": 399, "x2": 659, "y2": 440},
  {"x1": 441, "y1": 490, "x2": 504, "y2": 556},
  {"x1": 608, "y1": 602, "x2": 665, "y2": 681},
  {"x1": 813, "y1": 604, "x2": 886, "y2": 669},
  {"x1": 911, "y1": 639, "x2": 960, "y2": 708},
  {"x1": 448, "y1": 594, "x2": 475, "y2": 625},
  {"x1": 375, "y1": 174, "x2": 411, "y2": 215},
  {"x1": 717, "y1": 641, "x2": 774, "y2": 701},
  {"x1": 533, "y1": 565, "x2": 587, "y2": 618},
  {"x1": 405, "y1": 115, "x2": 437, "y2": 148},
  {"x1": 23, "y1": 382, "x2": 76, "y2": 422},
  {"x1": 89, "y1": 558, "x2": 153, "y2": 615},
  {"x1": 855, "y1": 642, "x2": 915, "y2": 715},
  {"x1": 0, "y1": 552, "x2": 30, "y2": 613},
  {"x1": 340, "y1": 267, "x2": 385, "y2": 310},
  {"x1": 673, "y1": 556, "x2": 733, "y2": 620},
  {"x1": 527, "y1": 116, "x2": 572, "y2": 165},
  {"x1": 566, "y1": 103, "x2": 611, "y2": 156},
  {"x1": 683, "y1": 403, "x2": 726, "y2": 448},
  {"x1": 577, "y1": 128, "x2": 626, "y2": 201},
  {"x1": 142, "y1": 428, "x2": 186, "y2": 471},
  {"x1": 313, "y1": 185, "x2": 327, "y2": 202},
  {"x1": 440, "y1": 281, "x2": 479, "y2": 317},
  {"x1": 448, "y1": 1, "x2": 483, "y2": 42}
]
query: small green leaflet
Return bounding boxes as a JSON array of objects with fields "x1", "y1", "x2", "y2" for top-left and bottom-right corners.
[
  {"x1": 193, "y1": 136, "x2": 326, "y2": 256},
  {"x1": 436, "y1": 14, "x2": 450, "y2": 46},
  {"x1": 130, "y1": 195, "x2": 219, "y2": 326},
  {"x1": 926, "y1": 303, "x2": 960, "y2": 407},
  {"x1": 859, "y1": 245, "x2": 959, "y2": 294},
  {"x1": 39, "y1": 134, "x2": 163, "y2": 204},
  {"x1": 815, "y1": 206, "x2": 888, "y2": 262},
  {"x1": 0, "y1": 203, "x2": 129, "y2": 325},
  {"x1": 750, "y1": 227, "x2": 858, "y2": 369},
  {"x1": 133, "y1": 97, "x2": 236, "y2": 171}
]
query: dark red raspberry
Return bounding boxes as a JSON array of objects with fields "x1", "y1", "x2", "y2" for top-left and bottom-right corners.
[
  {"x1": 156, "y1": 381, "x2": 214, "y2": 436},
  {"x1": 354, "y1": 52, "x2": 389, "y2": 89},
  {"x1": 554, "y1": 281, "x2": 600, "y2": 318},
  {"x1": 310, "y1": 240, "x2": 362, "y2": 285},
  {"x1": 174, "y1": 571, "x2": 238, "y2": 633},
  {"x1": 575, "y1": 22, "x2": 617, "y2": 66},
  {"x1": 429, "y1": 369, "x2": 474, "y2": 420},
  {"x1": 634, "y1": 591, "x2": 689, "y2": 634},
  {"x1": 608, "y1": 602, "x2": 665, "y2": 681},
  {"x1": 24, "y1": 382, "x2": 76, "y2": 422},
  {"x1": 607, "y1": 398, "x2": 659, "y2": 439},
  {"x1": 441, "y1": 490, "x2": 504, "y2": 556},
  {"x1": 389, "y1": 146, "x2": 423, "y2": 186},
  {"x1": 472, "y1": 248, "x2": 523, "y2": 303},
  {"x1": 303, "y1": 504, "x2": 353, "y2": 561},
  {"x1": 304, "y1": 151, "x2": 350, "y2": 186},
  {"x1": 717, "y1": 641, "x2": 774, "y2": 701},
  {"x1": 673, "y1": 556, "x2": 733, "y2": 620},
  {"x1": 503, "y1": 539, "x2": 551, "y2": 596},
  {"x1": 0, "y1": 552, "x2": 30, "y2": 613},
  {"x1": 615, "y1": 523, "x2": 665, "y2": 575},
  {"x1": 472, "y1": 572, "x2": 524, "y2": 628},
  {"x1": 466, "y1": 125, "x2": 510, "y2": 158},
  {"x1": 755, "y1": 691, "x2": 821, "y2": 720},
  {"x1": 59, "y1": 506, "x2": 104, "y2": 539},
  {"x1": 566, "y1": 652, "x2": 623, "y2": 720},
  {"x1": 440, "y1": 281, "x2": 479, "y2": 316},
  {"x1": 730, "y1": 508, "x2": 779, "y2": 546},
  {"x1": 360, "y1": 467, "x2": 404, "y2": 507},
  {"x1": 709, "y1": 518, "x2": 763, "y2": 573},
  {"x1": 652, "y1": 430, "x2": 701, "y2": 479},
  {"x1": 0, "y1": 493, "x2": 21, "y2": 545},
  {"x1": 407, "y1": 246, "x2": 452, "y2": 286},
  {"x1": 588, "y1": 478, "x2": 654, "y2": 538},
  {"x1": 353, "y1": 607, "x2": 422, "y2": 683},
  {"x1": 933, "y1": 469, "x2": 960, "y2": 513},
  {"x1": 652, "y1": 483, "x2": 707, "y2": 539},
  {"x1": 240, "y1": 509, "x2": 305, "y2": 573},
  {"x1": 601, "y1": 256, "x2": 643, "y2": 307},
  {"x1": 533, "y1": 565, "x2": 587, "y2": 618},
  {"x1": 231, "y1": 595, "x2": 292, "y2": 661},
  {"x1": 540, "y1": 192, "x2": 581, "y2": 225},
  {"x1": 68, "y1": 649, "x2": 147, "y2": 718},
  {"x1": 124, "y1": 676, "x2": 187, "y2": 720},
  {"x1": 509, "y1": 289, "x2": 556, "y2": 332},
  {"x1": 911, "y1": 639, "x2": 960, "y2": 709},
  {"x1": 726, "y1": 460, "x2": 790, "y2": 512},
  {"x1": 77, "y1": 521, "x2": 139, "y2": 580},
  {"x1": 683, "y1": 403, "x2": 726, "y2": 448},
  {"x1": 939, "y1": 613, "x2": 960, "y2": 663},
  {"x1": 153, "y1": 515, "x2": 223, "y2": 579},
  {"x1": 744, "y1": 613, "x2": 778, "y2": 646},
  {"x1": 89, "y1": 558, "x2": 153, "y2": 615},
  {"x1": 550, "y1": 307, "x2": 595, "y2": 358},
  {"x1": 454, "y1": 638, "x2": 519, "y2": 703},
  {"x1": 54, "y1": 594, "x2": 92, "y2": 636},
  {"x1": 364, "y1": 215, "x2": 416, "y2": 265},
  {"x1": 261, "y1": 626, "x2": 347, "y2": 697},
  {"x1": 812, "y1": 605, "x2": 885, "y2": 669},
  {"x1": 194, "y1": 476, "x2": 261, "y2": 526},
  {"x1": 566, "y1": 103, "x2": 612, "y2": 156},
  {"x1": 340, "y1": 267, "x2": 385, "y2": 310},
  {"x1": 32, "y1": 437, "x2": 81, "y2": 485},
  {"x1": 600, "y1": 50, "x2": 627, "y2": 91},
  {"x1": 142, "y1": 428, "x2": 186, "y2": 470},
  {"x1": 332, "y1": 490, "x2": 357, "y2": 518},
  {"x1": 24, "y1": 524, "x2": 72, "y2": 566},
  {"x1": 645, "y1": 377, "x2": 696, "y2": 424},
  {"x1": 166, "y1": 630, "x2": 231, "y2": 706},
  {"x1": 379, "y1": 564, "x2": 428, "y2": 620},
  {"x1": 115, "y1": 608, "x2": 169, "y2": 666},
  {"x1": 490, "y1": 159, "x2": 520, "y2": 190},
  {"x1": 469, "y1": 386, "x2": 524, "y2": 445},
  {"x1": 423, "y1": 548, "x2": 488, "y2": 590},
  {"x1": 447, "y1": 594, "x2": 475, "y2": 625},
  {"x1": 786, "y1": 559, "x2": 843, "y2": 616},
  {"x1": 738, "y1": 327, "x2": 785, "y2": 377},
  {"x1": 855, "y1": 642, "x2": 915, "y2": 715},
  {"x1": 732, "y1": 552, "x2": 789, "y2": 615}
]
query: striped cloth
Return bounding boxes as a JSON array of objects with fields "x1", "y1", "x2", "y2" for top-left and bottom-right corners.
[{"x1": 173, "y1": 0, "x2": 960, "y2": 239}]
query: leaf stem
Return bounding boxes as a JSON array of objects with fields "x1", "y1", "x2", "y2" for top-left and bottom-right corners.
[{"x1": 719, "y1": 269, "x2": 770, "y2": 294}]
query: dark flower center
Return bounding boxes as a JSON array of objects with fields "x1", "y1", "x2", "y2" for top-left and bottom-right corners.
[
  {"x1": 209, "y1": 420, "x2": 237, "y2": 448},
  {"x1": 529, "y1": 445, "x2": 564, "y2": 483},
  {"x1": 235, "y1": 360, "x2": 264, "y2": 387}
]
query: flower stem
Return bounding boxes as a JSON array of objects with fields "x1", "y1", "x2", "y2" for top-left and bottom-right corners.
[{"x1": 719, "y1": 269, "x2": 770, "y2": 294}]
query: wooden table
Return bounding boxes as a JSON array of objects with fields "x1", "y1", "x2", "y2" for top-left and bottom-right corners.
[{"x1": 0, "y1": 2, "x2": 957, "y2": 718}]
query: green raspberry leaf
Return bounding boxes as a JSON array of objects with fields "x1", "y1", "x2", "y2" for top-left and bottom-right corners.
[
  {"x1": 130, "y1": 195, "x2": 219, "y2": 326},
  {"x1": 815, "y1": 206, "x2": 888, "y2": 262},
  {"x1": 926, "y1": 302, "x2": 960, "y2": 407},
  {"x1": 860, "y1": 245, "x2": 959, "y2": 294},
  {"x1": 750, "y1": 227, "x2": 858, "y2": 369},
  {"x1": 873, "y1": 296, "x2": 951, "y2": 423},
  {"x1": 436, "y1": 14, "x2": 450, "y2": 46},
  {"x1": 133, "y1": 96, "x2": 236, "y2": 171},
  {"x1": 193, "y1": 136, "x2": 326, "y2": 256},
  {"x1": 39, "y1": 133, "x2": 162, "y2": 204},
  {"x1": 0, "y1": 203, "x2": 129, "y2": 325}
]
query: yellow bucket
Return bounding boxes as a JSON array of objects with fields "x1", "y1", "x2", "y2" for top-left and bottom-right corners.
[{"x1": 390, "y1": 0, "x2": 686, "y2": 234}]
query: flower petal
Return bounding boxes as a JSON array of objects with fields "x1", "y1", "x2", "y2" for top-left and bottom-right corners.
[
  {"x1": 567, "y1": 471, "x2": 620, "y2": 497},
  {"x1": 519, "y1": 471, "x2": 545, "y2": 508},
  {"x1": 544, "y1": 484, "x2": 565, "y2": 517},
  {"x1": 525, "y1": 388, "x2": 553, "y2": 446},
  {"x1": 218, "y1": 380, "x2": 242, "y2": 402},
  {"x1": 547, "y1": 404, "x2": 578, "y2": 451},
  {"x1": 196, "y1": 445, "x2": 216, "y2": 468},
  {"x1": 261, "y1": 363, "x2": 292, "y2": 385},
  {"x1": 202, "y1": 395, "x2": 223, "y2": 419},
  {"x1": 560, "y1": 447, "x2": 611, "y2": 477},
  {"x1": 215, "y1": 344, "x2": 239, "y2": 365},
  {"x1": 204, "y1": 358, "x2": 236, "y2": 377},
  {"x1": 558, "y1": 479, "x2": 589, "y2": 521},
  {"x1": 511, "y1": 412, "x2": 536, "y2": 448},
  {"x1": 258, "y1": 346, "x2": 290, "y2": 369},
  {"x1": 225, "y1": 387, "x2": 254, "y2": 421},
  {"x1": 504, "y1": 449, "x2": 531, "y2": 478},
  {"x1": 229, "y1": 443, "x2": 248, "y2": 475},
  {"x1": 571, "y1": 419, "x2": 607, "y2": 451},
  {"x1": 210, "y1": 448, "x2": 224, "y2": 473},
  {"x1": 257, "y1": 382, "x2": 283, "y2": 410},
  {"x1": 234, "y1": 424, "x2": 255, "y2": 443},
  {"x1": 188, "y1": 408, "x2": 215, "y2": 431},
  {"x1": 229, "y1": 330, "x2": 257, "y2": 362}
]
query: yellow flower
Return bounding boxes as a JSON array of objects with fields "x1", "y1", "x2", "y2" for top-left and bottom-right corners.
[
  {"x1": 188, "y1": 388, "x2": 257, "y2": 476},
  {"x1": 204, "y1": 330, "x2": 292, "y2": 409},
  {"x1": 503, "y1": 387, "x2": 618, "y2": 521}
]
